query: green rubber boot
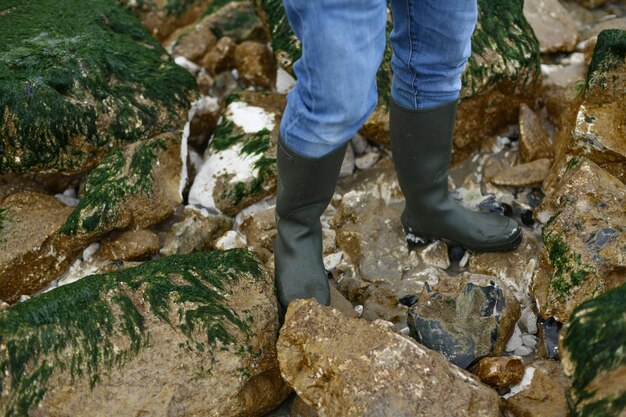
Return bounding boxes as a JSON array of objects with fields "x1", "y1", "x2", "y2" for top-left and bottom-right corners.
[
  {"x1": 274, "y1": 137, "x2": 347, "y2": 308},
  {"x1": 390, "y1": 99, "x2": 522, "y2": 252}
]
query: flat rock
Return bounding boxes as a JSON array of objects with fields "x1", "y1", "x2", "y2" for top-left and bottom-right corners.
[
  {"x1": 278, "y1": 299, "x2": 502, "y2": 417},
  {"x1": 523, "y1": 0, "x2": 578, "y2": 53},
  {"x1": 533, "y1": 158, "x2": 626, "y2": 321},
  {"x1": 0, "y1": 250, "x2": 290, "y2": 416},
  {"x1": 160, "y1": 207, "x2": 233, "y2": 256},
  {"x1": 0, "y1": 0, "x2": 196, "y2": 175},
  {"x1": 560, "y1": 283, "x2": 626, "y2": 417},
  {"x1": 189, "y1": 91, "x2": 285, "y2": 216},
  {"x1": 518, "y1": 104, "x2": 554, "y2": 163},
  {"x1": 474, "y1": 356, "x2": 525, "y2": 388},
  {"x1": 100, "y1": 229, "x2": 160, "y2": 261},
  {"x1": 486, "y1": 158, "x2": 552, "y2": 187}
]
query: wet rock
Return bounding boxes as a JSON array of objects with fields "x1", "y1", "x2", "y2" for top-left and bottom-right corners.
[
  {"x1": 504, "y1": 360, "x2": 570, "y2": 417},
  {"x1": 205, "y1": 1, "x2": 264, "y2": 42},
  {"x1": 202, "y1": 36, "x2": 237, "y2": 76},
  {"x1": 239, "y1": 205, "x2": 276, "y2": 263},
  {"x1": 473, "y1": 356, "x2": 525, "y2": 388},
  {"x1": 419, "y1": 240, "x2": 451, "y2": 270},
  {"x1": 469, "y1": 231, "x2": 541, "y2": 303},
  {"x1": 167, "y1": 16, "x2": 218, "y2": 63},
  {"x1": 523, "y1": 0, "x2": 578, "y2": 53},
  {"x1": 544, "y1": 30, "x2": 626, "y2": 193},
  {"x1": 290, "y1": 396, "x2": 318, "y2": 417},
  {"x1": 485, "y1": 158, "x2": 552, "y2": 187},
  {"x1": 0, "y1": 177, "x2": 46, "y2": 203},
  {"x1": 560, "y1": 283, "x2": 626, "y2": 417},
  {"x1": 518, "y1": 104, "x2": 554, "y2": 163},
  {"x1": 407, "y1": 274, "x2": 520, "y2": 369},
  {"x1": 188, "y1": 96, "x2": 222, "y2": 149},
  {"x1": 0, "y1": 0, "x2": 196, "y2": 176},
  {"x1": 257, "y1": 0, "x2": 541, "y2": 165},
  {"x1": 100, "y1": 229, "x2": 160, "y2": 261},
  {"x1": 0, "y1": 191, "x2": 74, "y2": 303},
  {"x1": 189, "y1": 91, "x2": 285, "y2": 216},
  {"x1": 537, "y1": 316, "x2": 561, "y2": 359},
  {"x1": 160, "y1": 207, "x2": 232, "y2": 256},
  {"x1": 0, "y1": 250, "x2": 290, "y2": 416},
  {"x1": 278, "y1": 299, "x2": 502, "y2": 417},
  {"x1": 234, "y1": 41, "x2": 277, "y2": 89},
  {"x1": 533, "y1": 158, "x2": 625, "y2": 322}
]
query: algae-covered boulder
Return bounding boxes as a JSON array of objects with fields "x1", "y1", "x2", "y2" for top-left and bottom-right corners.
[
  {"x1": 0, "y1": 0, "x2": 196, "y2": 175},
  {"x1": 0, "y1": 250, "x2": 290, "y2": 417},
  {"x1": 254, "y1": 0, "x2": 540, "y2": 164},
  {"x1": 189, "y1": 92, "x2": 285, "y2": 216},
  {"x1": 544, "y1": 30, "x2": 626, "y2": 193},
  {"x1": 0, "y1": 134, "x2": 185, "y2": 303},
  {"x1": 560, "y1": 283, "x2": 626, "y2": 417},
  {"x1": 533, "y1": 158, "x2": 626, "y2": 322}
]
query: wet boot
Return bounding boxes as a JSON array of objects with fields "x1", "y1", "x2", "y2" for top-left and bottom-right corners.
[
  {"x1": 390, "y1": 99, "x2": 522, "y2": 252},
  {"x1": 274, "y1": 137, "x2": 348, "y2": 308}
]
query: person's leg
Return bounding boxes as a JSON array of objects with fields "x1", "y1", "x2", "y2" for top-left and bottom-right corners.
[
  {"x1": 275, "y1": 0, "x2": 387, "y2": 308},
  {"x1": 388, "y1": 0, "x2": 522, "y2": 252}
]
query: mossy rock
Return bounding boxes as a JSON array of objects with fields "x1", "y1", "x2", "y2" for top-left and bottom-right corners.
[
  {"x1": 188, "y1": 92, "x2": 285, "y2": 216},
  {"x1": 560, "y1": 283, "x2": 626, "y2": 417},
  {"x1": 0, "y1": 249, "x2": 289, "y2": 416},
  {"x1": 0, "y1": 0, "x2": 197, "y2": 175}
]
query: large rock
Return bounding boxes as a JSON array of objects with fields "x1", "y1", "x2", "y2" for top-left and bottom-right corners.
[
  {"x1": 254, "y1": 0, "x2": 541, "y2": 165},
  {"x1": 523, "y1": 0, "x2": 578, "y2": 53},
  {"x1": 407, "y1": 274, "x2": 520, "y2": 368},
  {"x1": 533, "y1": 158, "x2": 626, "y2": 322},
  {"x1": 0, "y1": 0, "x2": 196, "y2": 175},
  {"x1": 189, "y1": 92, "x2": 285, "y2": 216},
  {"x1": 544, "y1": 30, "x2": 626, "y2": 193},
  {"x1": 0, "y1": 250, "x2": 290, "y2": 416},
  {"x1": 278, "y1": 299, "x2": 502, "y2": 417},
  {"x1": 0, "y1": 134, "x2": 185, "y2": 303},
  {"x1": 560, "y1": 283, "x2": 626, "y2": 417}
]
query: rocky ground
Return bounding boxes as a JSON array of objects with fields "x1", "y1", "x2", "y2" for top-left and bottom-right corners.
[{"x1": 1, "y1": 0, "x2": 625, "y2": 416}]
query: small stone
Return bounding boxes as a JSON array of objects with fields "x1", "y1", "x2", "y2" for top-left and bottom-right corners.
[
  {"x1": 355, "y1": 152, "x2": 380, "y2": 170},
  {"x1": 459, "y1": 251, "x2": 470, "y2": 268},
  {"x1": 323, "y1": 252, "x2": 343, "y2": 271},
  {"x1": 214, "y1": 230, "x2": 247, "y2": 250},
  {"x1": 486, "y1": 158, "x2": 552, "y2": 187},
  {"x1": 354, "y1": 305, "x2": 364, "y2": 317},
  {"x1": 201, "y1": 36, "x2": 237, "y2": 76},
  {"x1": 513, "y1": 345, "x2": 533, "y2": 356},
  {"x1": 520, "y1": 209, "x2": 534, "y2": 226},
  {"x1": 351, "y1": 134, "x2": 369, "y2": 155},
  {"x1": 276, "y1": 67, "x2": 296, "y2": 94},
  {"x1": 474, "y1": 356, "x2": 525, "y2": 388},
  {"x1": 521, "y1": 334, "x2": 537, "y2": 349},
  {"x1": 340, "y1": 143, "x2": 355, "y2": 178},
  {"x1": 100, "y1": 230, "x2": 159, "y2": 261},
  {"x1": 168, "y1": 20, "x2": 218, "y2": 64},
  {"x1": 234, "y1": 41, "x2": 277, "y2": 90},
  {"x1": 506, "y1": 325, "x2": 523, "y2": 352},
  {"x1": 82, "y1": 243, "x2": 101, "y2": 262},
  {"x1": 195, "y1": 70, "x2": 214, "y2": 96},
  {"x1": 419, "y1": 241, "x2": 451, "y2": 270},
  {"x1": 519, "y1": 305, "x2": 538, "y2": 335},
  {"x1": 448, "y1": 245, "x2": 466, "y2": 263}
]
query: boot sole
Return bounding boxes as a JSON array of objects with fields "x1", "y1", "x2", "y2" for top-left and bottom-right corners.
[{"x1": 405, "y1": 227, "x2": 523, "y2": 253}]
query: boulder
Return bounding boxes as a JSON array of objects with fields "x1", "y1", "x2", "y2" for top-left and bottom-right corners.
[
  {"x1": 0, "y1": 134, "x2": 185, "y2": 303},
  {"x1": 503, "y1": 360, "x2": 570, "y2": 417},
  {"x1": 234, "y1": 41, "x2": 277, "y2": 89},
  {"x1": 407, "y1": 274, "x2": 520, "y2": 368},
  {"x1": 473, "y1": 356, "x2": 525, "y2": 388},
  {"x1": 560, "y1": 283, "x2": 626, "y2": 417},
  {"x1": 100, "y1": 229, "x2": 160, "y2": 261},
  {"x1": 278, "y1": 299, "x2": 502, "y2": 417},
  {"x1": 523, "y1": 0, "x2": 578, "y2": 53},
  {"x1": 255, "y1": 0, "x2": 541, "y2": 165},
  {"x1": 0, "y1": 250, "x2": 290, "y2": 416},
  {"x1": 533, "y1": 158, "x2": 626, "y2": 321},
  {"x1": 0, "y1": 0, "x2": 196, "y2": 175},
  {"x1": 189, "y1": 91, "x2": 285, "y2": 216},
  {"x1": 544, "y1": 30, "x2": 626, "y2": 193}
]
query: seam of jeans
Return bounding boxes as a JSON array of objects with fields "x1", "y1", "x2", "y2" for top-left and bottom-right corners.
[
  {"x1": 406, "y1": 0, "x2": 419, "y2": 109},
  {"x1": 290, "y1": 4, "x2": 315, "y2": 119}
]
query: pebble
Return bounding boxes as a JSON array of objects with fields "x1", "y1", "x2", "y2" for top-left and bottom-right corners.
[
  {"x1": 513, "y1": 345, "x2": 533, "y2": 357},
  {"x1": 354, "y1": 305, "x2": 364, "y2": 317},
  {"x1": 82, "y1": 243, "x2": 100, "y2": 262},
  {"x1": 459, "y1": 251, "x2": 470, "y2": 268},
  {"x1": 214, "y1": 230, "x2": 247, "y2": 250},
  {"x1": 323, "y1": 252, "x2": 343, "y2": 271},
  {"x1": 355, "y1": 152, "x2": 380, "y2": 170},
  {"x1": 519, "y1": 305, "x2": 538, "y2": 335},
  {"x1": 521, "y1": 334, "x2": 538, "y2": 349},
  {"x1": 351, "y1": 134, "x2": 369, "y2": 155},
  {"x1": 399, "y1": 294, "x2": 419, "y2": 307},
  {"x1": 506, "y1": 325, "x2": 523, "y2": 352},
  {"x1": 340, "y1": 143, "x2": 355, "y2": 178}
]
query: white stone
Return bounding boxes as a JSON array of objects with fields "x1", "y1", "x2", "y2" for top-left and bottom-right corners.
[
  {"x1": 82, "y1": 243, "x2": 100, "y2": 262},
  {"x1": 521, "y1": 334, "x2": 538, "y2": 350},
  {"x1": 226, "y1": 102, "x2": 275, "y2": 134},
  {"x1": 355, "y1": 152, "x2": 380, "y2": 170},
  {"x1": 323, "y1": 252, "x2": 343, "y2": 271},
  {"x1": 214, "y1": 230, "x2": 247, "y2": 250},
  {"x1": 351, "y1": 134, "x2": 369, "y2": 155},
  {"x1": 505, "y1": 325, "x2": 523, "y2": 352},
  {"x1": 354, "y1": 305, "x2": 364, "y2": 317},
  {"x1": 459, "y1": 251, "x2": 470, "y2": 268},
  {"x1": 276, "y1": 67, "x2": 296, "y2": 94},
  {"x1": 174, "y1": 55, "x2": 200, "y2": 75},
  {"x1": 340, "y1": 143, "x2": 355, "y2": 178},
  {"x1": 504, "y1": 367, "x2": 536, "y2": 399},
  {"x1": 513, "y1": 345, "x2": 533, "y2": 356}
]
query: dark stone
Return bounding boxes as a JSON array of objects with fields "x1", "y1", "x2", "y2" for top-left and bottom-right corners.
[
  {"x1": 399, "y1": 294, "x2": 419, "y2": 307},
  {"x1": 526, "y1": 188, "x2": 544, "y2": 208},
  {"x1": 448, "y1": 245, "x2": 467, "y2": 263},
  {"x1": 520, "y1": 209, "x2": 535, "y2": 226},
  {"x1": 538, "y1": 316, "x2": 561, "y2": 359}
]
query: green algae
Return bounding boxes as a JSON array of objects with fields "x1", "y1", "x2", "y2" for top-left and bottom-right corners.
[
  {"x1": 587, "y1": 29, "x2": 626, "y2": 90},
  {"x1": 0, "y1": 249, "x2": 263, "y2": 417},
  {"x1": 210, "y1": 119, "x2": 245, "y2": 151},
  {"x1": 254, "y1": 0, "x2": 301, "y2": 72},
  {"x1": 562, "y1": 283, "x2": 626, "y2": 417},
  {"x1": 60, "y1": 136, "x2": 171, "y2": 236},
  {"x1": 0, "y1": 0, "x2": 196, "y2": 175}
]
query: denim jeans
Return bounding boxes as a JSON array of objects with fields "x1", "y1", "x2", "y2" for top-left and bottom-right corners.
[{"x1": 280, "y1": 0, "x2": 478, "y2": 157}]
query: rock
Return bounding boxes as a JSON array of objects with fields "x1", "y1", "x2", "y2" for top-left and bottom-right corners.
[
  {"x1": 160, "y1": 207, "x2": 233, "y2": 256},
  {"x1": 0, "y1": 0, "x2": 196, "y2": 175},
  {"x1": 506, "y1": 325, "x2": 524, "y2": 353},
  {"x1": 234, "y1": 41, "x2": 277, "y2": 89},
  {"x1": 215, "y1": 230, "x2": 247, "y2": 250},
  {"x1": 167, "y1": 16, "x2": 218, "y2": 63},
  {"x1": 544, "y1": 30, "x2": 626, "y2": 193},
  {"x1": 419, "y1": 241, "x2": 451, "y2": 270},
  {"x1": 278, "y1": 299, "x2": 502, "y2": 417},
  {"x1": 573, "y1": 0, "x2": 612, "y2": 9},
  {"x1": 189, "y1": 92, "x2": 285, "y2": 216},
  {"x1": 519, "y1": 304, "x2": 539, "y2": 335},
  {"x1": 290, "y1": 396, "x2": 318, "y2": 417},
  {"x1": 188, "y1": 95, "x2": 222, "y2": 149},
  {"x1": 518, "y1": 104, "x2": 554, "y2": 163},
  {"x1": 256, "y1": 0, "x2": 541, "y2": 165},
  {"x1": 485, "y1": 158, "x2": 552, "y2": 187},
  {"x1": 202, "y1": 36, "x2": 238, "y2": 76},
  {"x1": 0, "y1": 177, "x2": 46, "y2": 203},
  {"x1": 513, "y1": 345, "x2": 533, "y2": 357},
  {"x1": 560, "y1": 283, "x2": 626, "y2": 417},
  {"x1": 355, "y1": 151, "x2": 380, "y2": 171},
  {"x1": 339, "y1": 143, "x2": 356, "y2": 178},
  {"x1": 337, "y1": 156, "x2": 404, "y2": 207},
  {"x1": 0, "y1": 250, "x2": 290, "y2": 416},
  {"x1": 474, "y1": 356, "x2": 525, "y2": 388},
  {"x1": 504, "y1": 360, "x2": 570, "y2": 417},
  {"x1": 523, "y1": 0, "x2": 578, "y2": 53},
  {"x1": 408, "y1": 274, "x2": 520, "y2": 368},
  {"x1": 204, "y1": 1, "x2": 264, "y2": 42},
  {"x1": 100, "y1": 229, "x2": 160, "y2": 261},
  {"x1": 521, "y1": 334, "x2": 538, "y2": 349},
  {"x1": 469, "y1": 231, "x2": 541, "y2": 302},
  {"x1": 0, "y1": 191, "x2": 74, "y2": 303},
  {"x1": 239, "y1": 205, "x2": 276, "y2": 263},
  {"x1": 533, "y1": 158, "x2": 625, "y2": 322},
  {"x1": 536, "y1": 316, "x2": 561, "y2": 360}
]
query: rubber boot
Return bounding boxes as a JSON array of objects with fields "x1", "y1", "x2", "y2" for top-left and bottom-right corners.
[
  {"x1": 390, "y1": 99, "x2": 522, "y2": 252},
  {"x1": 274, "y1": 137, "x2": 348, "y2": 308}
]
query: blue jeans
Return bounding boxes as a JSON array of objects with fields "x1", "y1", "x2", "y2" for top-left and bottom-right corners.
[{"x1": 280, "y1": 0, "x2": 478, "y2": 157}]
